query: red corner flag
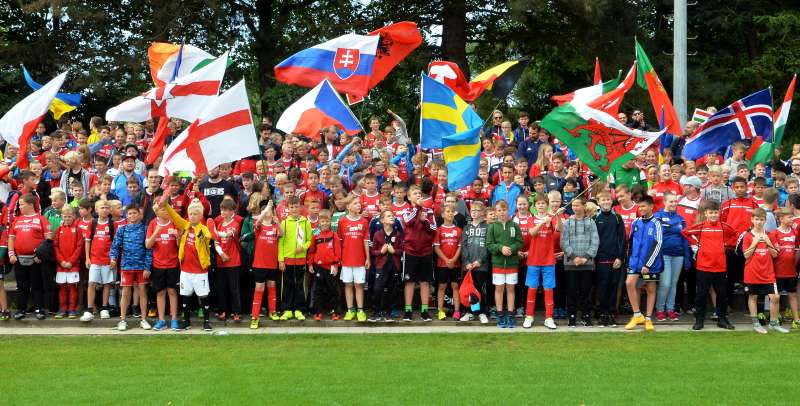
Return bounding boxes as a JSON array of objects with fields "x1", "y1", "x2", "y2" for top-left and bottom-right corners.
[{"x1": 594, "y1": 57, "x2": 602, "y2": 85}]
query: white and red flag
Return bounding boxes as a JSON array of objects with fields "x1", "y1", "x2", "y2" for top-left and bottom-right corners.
[
  {"x1": 0, "y1": 71, "x2": 67, "y2": 168},
  {"x1": 158, "y1": 80, "x2": 260, "y2": 176}
]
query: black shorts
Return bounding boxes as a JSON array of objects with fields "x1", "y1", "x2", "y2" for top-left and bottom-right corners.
[
  {"x1": 403, "y1": 254, "x2": 433, "y2": 283},
  {"x1": 744, "y1": 283, "x2": 778, "y2": 296},
  {"x1": 253, "y1": 268, "x2": 280, "y2": 283},
  {"x1": 435, "y1": 267, "x2": 462, "y2": 284},
  {"x1": 151, "y1": 267, "x2": 180, "y2": 291},
  {"x1": 777, "y1": 278, "x2": 798, "y2": 294}
]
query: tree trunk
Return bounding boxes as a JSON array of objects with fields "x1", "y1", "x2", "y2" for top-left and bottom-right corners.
[
  {"x1": 440, "y1": 0, "x2": 469, "y2": 78},
  {"x1": 254, "y1": 0, "x2": 276, "y2": 118}
]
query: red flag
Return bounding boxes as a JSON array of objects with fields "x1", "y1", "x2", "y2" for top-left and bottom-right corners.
[
  {"x1": 594, "y1": 57, "x2": 602, "y2": 85},
  {"x1": 145, "y1": 118, "x2": 171, "y2": 165},
  {"x1": 367, "y1": 21, "x2": 423, "y2": 88},
  {"x1": 427, "y1": 61, "x2": 488, "y2": 101}
]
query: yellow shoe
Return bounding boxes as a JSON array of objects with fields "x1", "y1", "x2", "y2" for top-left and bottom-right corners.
[
  {"x1": 644, "y1": 318, "x2": 655, "y2": 332},
  {"x1": 147, "y1": 308, "x2": 157, "y2": 318},
  {"x1": 343, "y1": 310, "x2": 356, "y2": 321},
  {"x1": 250, "y1": 317, "x2": 260, "y2": 329},
  {"x1": 625, "y1": 314, "x2": 646, "y2": 330},
  {"x1": 269, "y1": 312, "x2": 280, "y2": 321},
  {"x1": 356, "y1": 310, "x2": 367, "y2": 322},
  {"x1": 437, "y1": 310, "x2": 446, "y2": 320},
  {"x1": 294, "y1": 310, "x2": 305, "y2": 321},
  {"x1": 279, "y1": 310, "x2": 293, "y2": 321}
]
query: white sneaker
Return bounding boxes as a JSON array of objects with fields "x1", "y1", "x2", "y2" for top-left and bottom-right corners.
[
  {"x1": 770, "y1": 323, "x2": 790, "y2": 334},
  {"x1": 79, "y1": 312, "x2": 94, "y2": 322},
  {"x1": 478, "y1": 314, "x2": 489, "y2": 324},
  {"x1": 544, "y1": 317, "x2": 557, "y2": 330},
  {"x1": 100, "y1": 309, "x2": 110, "y2": 319},
  {"x1": 523, "y1": 316, "x2": 534, "y2": 329},
  {"x1": 753, "y1": 324, "x2": 767, "y2": 334},
  {"x1": 140, "y1": 319, "x2": 152, "y2": 330},
  {"x1": 459, "y1": 313, "x2": 474, "y2": 322},
  {"x1": 117, "y1": 320, "x2": 128, "y2": 331}
]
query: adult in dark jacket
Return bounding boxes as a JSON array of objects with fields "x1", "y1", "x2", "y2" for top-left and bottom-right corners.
[{"x1": 593, "y1": 192, "x2": 626, "y2": 327}]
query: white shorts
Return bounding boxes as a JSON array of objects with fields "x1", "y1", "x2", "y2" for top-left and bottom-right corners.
[
  {"x1": 88, "y1": 264, "x2": 115, "y2": 284},
  {"x1": 492, "y1": 272, "x2": 518, "y2": 285},
  {"x1": 180, "y1": 271, "x2": 210, "y2": 297},
  {"x1": 341, "y1": 266, "x2": 366, "y2": 284},
  {"x1": 55, "y1": 271, "x2": 80, "y2": 284}
]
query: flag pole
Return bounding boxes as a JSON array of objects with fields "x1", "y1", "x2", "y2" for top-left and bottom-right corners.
[{"x1": 562, "y1": 177, "x2": 603, "y2": 209}]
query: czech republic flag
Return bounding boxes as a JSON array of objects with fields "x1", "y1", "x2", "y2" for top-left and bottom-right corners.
[{"x1": 275, "y1": 79, "x2": 364, "y2": 139}]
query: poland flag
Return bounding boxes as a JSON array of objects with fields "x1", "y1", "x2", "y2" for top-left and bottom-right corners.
[
  {"x1": 0, "y1": 71, "x2": 67, "y2": 168},
  {"x1": 159, "y1": 79, "x2": 260, "y2": 176}
]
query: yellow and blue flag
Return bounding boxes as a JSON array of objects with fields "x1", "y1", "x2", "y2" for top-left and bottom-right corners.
[
  {"x1": 420, "y1": 73, "x2": 482, "y2": 150},
  {"x1": 23, "y1": 66, "x2": 81, "y2": 119}
]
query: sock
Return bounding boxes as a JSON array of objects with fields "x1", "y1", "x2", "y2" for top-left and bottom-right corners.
[
  {"x1": 182, "y1": 296, "x2": 192, "y2": 323},
  {"x1": 405, "y1": 304, "x2": 412, "y2": 312},
  {"x1": 58, "y1": 284, "x2": 67, "y2": 311},
  {"x1": 751, "y1": 316, "x2": 760, "y2": 325},
  {"x1": 68, "y1": 284, "x2": 78, "y2": 312},
  {"x1": 526, "y1": 288, "x2": 537, "y2": 316},
  {"x1": 544, "y1": 289, "x2": 554, "y2": 318},
  {"x1": 252, "y1": 289, "x2": 264, "y2": 318},
  {"x1": 421, "y1": 304, "x2": 428, "y2": 312},
  {"x1": 634, "y1": 311, "x2": 642, "y2": 318},
  {"x1": 645, "y1": 316, "x2": 651, "y2": 321},
  {"x1": 200, "y1": 297, "x2": 210, "y2": 322},
  {"x1": 267, "y1": 286, "x2": 277, "y2": 315}
]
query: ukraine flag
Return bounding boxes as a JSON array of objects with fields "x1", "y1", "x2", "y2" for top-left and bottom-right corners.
[
  {"x1": 419, "y1": 73, "x2": 482, "y2": 190},
  {"x1": 23, "y1": 66, "x2": 81, "y2": 119}
]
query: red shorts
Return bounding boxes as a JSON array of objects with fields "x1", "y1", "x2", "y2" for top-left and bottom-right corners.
[
  {"x1": 120, "y1": 270, "x2": 149, "y2": 287},
  {"x1": 492, "y1": 266, "x2": 517, "y2": 275}
]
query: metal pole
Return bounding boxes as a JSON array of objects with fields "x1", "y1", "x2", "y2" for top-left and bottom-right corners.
[{"x1": 674, "y1": 0, "x2": 688, "y2": 126}]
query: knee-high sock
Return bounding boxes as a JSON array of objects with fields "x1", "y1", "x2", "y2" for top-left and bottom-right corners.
[
  {"x1": 58, "y1": 284, "x2": 68, "y2": 311},
  {"x1": 526, "y1": 288, "x2": 537, "y2": 316},
  {"x1": 544, "y1": 289, "x2": 554, "y2": 318},
  {"x1": 252, "y1": 289, "x2": 264, "y2": 318},
  {"x1": 68, "y1": 284, "x2": 78, "y2": 311},
  {"x1": 199, "y1": 297, "x2": 210, "y2": 322},
  {"x1": 182, "y1": 295, "x2": 192, "y2": 322},
  {"x1": 268, "y1": 285, "x2": 277, "y2": 314}
]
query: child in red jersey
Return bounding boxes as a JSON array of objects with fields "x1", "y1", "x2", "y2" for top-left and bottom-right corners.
[
  {"x1": 307, "y1": 210, "x2": 341, "y2": 321},
  {"x1": 434, "y1": 205, "x2": 462, "y2": 321},
  {"x1": 742, "y1": 208, "x2": 788, "y2": 334},
  {"x1": 391, "y1": 182, "x2": 412, "y2": 222},
  {"x1": 74, "y1": 199, "x2": 94, "y2": 309},
  {"x1": 613, "y1": 184, "x2": 639, "y2": 236},
  {"x1": 9, "y1": 194, "x2": 52, "y2": 320},
  {"x1": 305, "y1": 196, "x2": 321, "y2": 232},
  {"x1": 145, "y1": 202, "x2": 180, "y2": 331},
  {"x1": 769, "y1": 208, "x2": 800, "y2": 329},
  {"x1": 80, "y1": 200, "x2": 115, "y2": 322},
  {"x1": 250, "y1": 201, "x2": 282, "y2": 327},
  {"x1": 359, "y1": 174, "x2": 381, "y2": 219},
  {"x1": 682, "y1": 201, "x2": 737, "y2": 330},
  {"x1": 720, "y1": 176, "x2": 759, "y2": 296},
  {"x1": 402, "y1": 184, "x2": 438, "y2": 321},
  {"x1": 513, "y1": 196, "x2": 534, "y2": 317},
  {"x1": 53, "y1": 206, "x2": 83, "y2": 319},
  {"x1": 210, "y1": 199, "x2": 243, "y2": 321},
  {"x1": 524, "y1": 196, "x2": 563, "y2": 329},
  {"x1": 338, "y1": 196, "x2": 370, "y2": 322}
]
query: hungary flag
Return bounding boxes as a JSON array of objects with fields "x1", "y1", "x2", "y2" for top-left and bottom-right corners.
[
  {"x1": 540, "y1": 102, "x2": 665, "y2": 178},
  {"x1": 750, "y1": 74, "x2": 796, "y2": 167},
  {"x1": 551, "y1": 72, "x2": 621, "y2": 106}
]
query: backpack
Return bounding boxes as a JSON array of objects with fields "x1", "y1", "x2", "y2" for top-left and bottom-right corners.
[
  {"x1": 734, "y1": 229, "x2": 750, "y2": 258},
  {"x1": 88, "y1": 219, "x2": 116, "y2": 242}
]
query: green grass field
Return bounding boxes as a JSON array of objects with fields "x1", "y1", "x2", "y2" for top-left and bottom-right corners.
[{"x1": 3, "y1": 332, "x2": 797, "y2": 405}]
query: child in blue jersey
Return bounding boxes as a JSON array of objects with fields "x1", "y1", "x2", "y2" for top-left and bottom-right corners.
[{"x1": 624, "y1": 195, "x2": 663, "y2": 332}]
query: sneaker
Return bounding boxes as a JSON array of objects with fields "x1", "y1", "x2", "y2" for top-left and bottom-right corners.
[
  {"x1": 459, "y1": 313, "x2": 474, "y2": 322},
  {"x1": 132, "y1": 309, "x2": 141, "y2": 319},
  {"x1": 343, "y1": 310, "x2": 356, "y2": 321},
  {"x1": 625, "y1": 314, "x2": 645, "y2": 330},
  {"x1": 147, "y1": 308, "x2": 157, "y2": 318},
  {"x1": 403, "y1": 311, "x2": 413, "y2": 322},
  {"x1": 0, "y1": 311, "x2": 7, "y2": 321},
  {"x1": 655, "y1": 311, "x2": 667, "y2": 322},
  {"x1": 383, "y1": 312, "x2": 395, "y2": 323},
  {"x1": 506, "y1": 315, "x2": 515, "y2": 328},
  {"x1": 79, "y1": 311, "x2": 94, "y2": 322},
  {"x1": 667, "y1": 310, "x2": 680, "y2": 321},
  {"x1": 35, "y1": 310, "x2": 46, "y2": 320},
  {"x1": 117, "y1": 320, "x2": 128, "y2": 331},
  {"x1": 279, "y1": 310, "x2": 293, "y2": 321},
  {"x1": 152, "y1": 320, "x2": 167, "y2": 331},
  {"x1": 692, "y1": 319, "x2": 704, "y2": 330},
  {"x1": 489, "y1": 307, "x2": 497, "y2": 320},
  {"x1": 497, "y1": 315, "x2": 506, "y2": 328},
  {"x1": 356, "y1": 310, "x2": 367, "y2": 322},
  {"x1": 68, "y1": 311, "x2": 78, "y2": 319},
  {"x1": 217, "y1": 312, "x2": 227, "y2": 321},
  {"x1": 203, "y1": 321, "x2": 213, "y2": 331},
  {"x1": 179, "y1": 320, "x2": 191, "y2": 330},
  {"x1": 717, "y1": 318, "x2": 735, "y2": 330},
  {"x1": 294, "y1": 311, "x2": 306, "y2": 321},
  {"x1": 232, "y1": 314, "x2": 241, "y2": 322},
  {"x1": 390, "y1": 309, "x2": 401, "y2": 319},
  {"x1": 770, "y1": 321, "x2": 790, "y2": 334},
  {"x1": 753, "y1": 324, "x2": 768, "y2": 334},
  {"x1": 100, "y1": 309, "x2": 110, "y2": 319},
  {"x1": 437, "y1": 310, "x2": 446, "y2": 321},
  {"x1": 568, "y1": 314, "x2": 577, "y2": 327},
  {"x1": 54, "y1": 311, "x2": 66, "y2": 319},
  {"x1": 582, "y1": 314, "x2": 593, "y2": 327},
  {"x1": 644, "y1": 318, "x2": 655, "y2": 332},
  {"x1": 140, "y1": 319, "x2": 152, "y2": 330},
  {"x1": 13, "y1": 310, "x2": 25, "y2": 320},
  {"x1": 420, "y1": 311, "x2": 432, "y2": 322},
  {"x1": 544, "y1": 317, "x2": 557, "y2": 330},
  {"x1": 250, "y1": 317, "x2": 260, "y2": 329},
  {"x1": 479, "y1": 314, "x2": 489, "y2": 324},
  {"x1": 171, "y1": 319, "x2": 180, "y2": 331},
  {"x1": 269, "y1": 312, "x2": 280, "y2": 321},
  {"x1": 710, "y1": 312, "x2": 719, "y2": 321},
  {"x1": 515, "y1": 307, "x2": 525, "y2": 318},
  {"x1": 597, "y1": 315, "x2": 607, "y2": 328},
  {"x1": 331, "y1": 312, "x2": 341, "y2": 321},
  {"x1": 523, "y1": 316, "x2": 534, "y2": 329},
  {"x1": 313, "y1": 313, "x2": 323, "y2": 321},
  {"x1": 793, "y1": 320, "x2": 800, "y2": 330},
  {"x1": 367, "y1": 313, "x2": 379, "y2": 323},
  {"x1": 452, "y1": 311, "x2": 461, "y2": 321},
  {"x1": 608, "y1": 315, "x2": 618, "y2": 328}
]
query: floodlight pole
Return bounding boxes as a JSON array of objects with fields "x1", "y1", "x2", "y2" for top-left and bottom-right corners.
[{"x1": 674, "y1": 0, "x2": 687, "y2": 126}]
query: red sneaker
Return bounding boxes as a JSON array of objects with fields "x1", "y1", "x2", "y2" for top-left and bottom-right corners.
[
  {"x1": 217, "y1": 312, "x2": 227, "y2": 321},
  {"x1": 667, "y1": 310, "x2": 679, "y2": 321},
  {"x1": 232, "y1": 314, "x2": 241, "y2": 322},
  {"x1": 655, "y1": 311, "x2": 667, "y2": 322},
  {"x1": 331, "y1": 312, "x2": 340, "y2": 321},
  {"x1": 313, "y1": 313, "x2": 323, "y2": 321}
]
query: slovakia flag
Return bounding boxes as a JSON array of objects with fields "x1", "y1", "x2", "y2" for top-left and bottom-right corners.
[
  {"x1": 275, "y1": 79, "x2": 364, "y2": 139},
  {"x1": 274, "y1": 33, "x2": 379, "y2": 97}
]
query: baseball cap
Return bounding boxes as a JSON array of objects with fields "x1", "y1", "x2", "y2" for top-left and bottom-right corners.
[
  {"x1": 680, "y1": 175, "x2": 702, "y2": 189},
  {"x1": 122, "y1": 153, "x2": 137, "y2": 161}
]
